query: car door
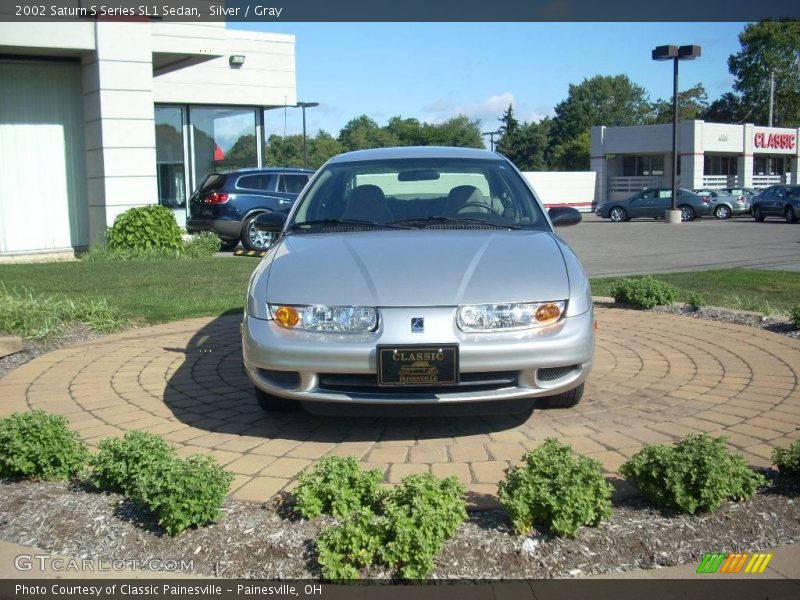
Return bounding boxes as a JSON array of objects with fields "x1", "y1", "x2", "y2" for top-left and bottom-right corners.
[
  {"x1": 649, "y1": 189, "x2": 671, "y2": 217},
  {"x1": 769, "y1": 186, "x2": 786, "y2": 215},
  {"x1": 629, "y1": 189, "x2": 659, "y2": 217}
]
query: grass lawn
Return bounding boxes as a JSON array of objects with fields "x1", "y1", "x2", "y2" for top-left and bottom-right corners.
[
  {"x1": 591, "y1": 269, "x2": 800, "y2": 314},
  {"x1": 0, "y1": 258, "x2": 258, "y2": 325},
  {"x1": 1, "y1": 262, "x2": 799, "y2": 340}
]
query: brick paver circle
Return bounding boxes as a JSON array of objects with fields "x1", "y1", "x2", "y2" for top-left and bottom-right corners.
[{"x1": 1, "y1": 307, "x2": 798, "y2": 505}]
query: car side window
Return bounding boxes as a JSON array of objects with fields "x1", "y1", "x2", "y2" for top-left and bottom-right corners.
[
  {"x1": 775, "y1": 187, "x2": 786, "y2": 199},
  {"x1": 237, "y1": 174, "x2": 273, "y2": 191},
  {"x1": 278, "y1": 175, "x2": 309, "y2": 194}
]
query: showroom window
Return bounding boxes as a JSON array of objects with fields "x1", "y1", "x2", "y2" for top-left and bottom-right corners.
[
  {"x1": 704, "y1": 155, "x2": 738, "y2": 176},
  {"x1": 191, "y1": 107, "x2": 258, "y2": 185},
  {"x1": 622, "y1": 155, "x2": 665, "y2": 176},
  {"x1": 155, "y1": 106, "x2": 187, "y2": 209}
]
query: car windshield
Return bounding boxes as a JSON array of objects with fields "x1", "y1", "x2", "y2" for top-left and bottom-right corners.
[{"x1": 286, "y1": 157, "x2": 548, "y2": 232}]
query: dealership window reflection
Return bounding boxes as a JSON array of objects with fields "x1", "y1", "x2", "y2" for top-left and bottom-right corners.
[
  {"x1": 191, "y1": 107, "x2": 257, "y2": 185},
  {"x1": 155, "y1": 106, "x2": 186, "y2": 209}
]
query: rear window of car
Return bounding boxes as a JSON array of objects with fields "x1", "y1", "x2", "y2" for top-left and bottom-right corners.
[
  {"x1": 237, "y1": 174, "x2": 273, "y2": 191},
  {"x1": 197, "y1": 174, "x2": 226, "y2": 193},
  {"x1": 278, "y1": 174, "x2": 310, "y2": 194}
]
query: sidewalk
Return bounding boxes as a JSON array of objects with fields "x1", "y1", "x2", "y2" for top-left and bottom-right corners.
[{"x1": 1, "y1": 539, "x2": 798, "y2": 580}]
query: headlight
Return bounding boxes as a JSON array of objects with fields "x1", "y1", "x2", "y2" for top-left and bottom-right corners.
[
  {"x1": 457, "y1": 301, "x2": 565, "y2": 332},
  {"x1": 268, "y1": 304, "x2": 378, "y2": 333}
]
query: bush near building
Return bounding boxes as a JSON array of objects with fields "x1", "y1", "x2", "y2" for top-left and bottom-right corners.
[{"x1": 609, "y1": 276, "x2": 679, "y2": 309}]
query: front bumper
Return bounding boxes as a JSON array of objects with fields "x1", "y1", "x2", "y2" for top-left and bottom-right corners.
[
  {"x1": 242, "y1": 306, "x2": 594, "y2": 404},
  {"x1": 186, "y1": 218, "x2": 242, "y2": 240}
]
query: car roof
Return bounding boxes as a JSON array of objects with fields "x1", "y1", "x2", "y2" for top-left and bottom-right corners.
[
  {"x1": 326, "y1": 146, "x2": 500, "y2": 164},
  {"x1": 220, "y1": 167, "x2": 315, "y2": 175}
]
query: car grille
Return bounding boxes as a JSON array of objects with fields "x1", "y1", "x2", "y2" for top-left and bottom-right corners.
[
  {"x1": 537, "y1": 365, "x2": 580, "y2": 382},
  {"x1": 317, "y1": 371, "x2": 518, "y2": 396}
]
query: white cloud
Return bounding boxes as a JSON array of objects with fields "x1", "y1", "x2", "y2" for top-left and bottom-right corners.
[{"x1": 421, "y1": 92, "x2": 517, "y2": 125}]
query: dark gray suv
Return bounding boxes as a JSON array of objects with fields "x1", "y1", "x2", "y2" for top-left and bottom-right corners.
[{"x1": 187, "y1": 167, "x2": 314, "y2": 251}]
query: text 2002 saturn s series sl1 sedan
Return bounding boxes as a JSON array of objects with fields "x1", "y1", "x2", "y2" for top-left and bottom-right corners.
[{"x1": 242, "y1": 146, "x2": 594, "y2": 413}]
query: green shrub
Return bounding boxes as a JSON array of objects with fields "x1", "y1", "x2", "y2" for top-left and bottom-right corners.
[
  {"x1": 790, "y1": 305, "x2": 800, "y2": 329},
  {"x1": 498, "y1": 438, "x2": 613, "y2": 536},
  {"x1": 379, "y1": 474, "x2": 467, "y2": 579},
  {"x1": 609, "y1": 276, "x2": 678, "y2": 309},
  {"x1": 773, "y1": 441, "x2": 800, "y2": 477},
  {"x1": 0, "y1": 411, "x2": 88, "y2": 480},
  {"x1": 294, "y1": 456, "x2": 384, "y2": 519},
  {"x1": 317, "y1": 508, "x2": 384, "y2": 580},
  {"x1": 133, "y1": 454, "x2": 234, "y2": 536},
  {"x1": 88, "y1": 430, "x2": 176, "y2": 496},
  {"x1": 620, "y1": 434, "x2": 765, "y2": 514},
  {"x1": 686, "y1": 292, "x2": 706, "y2": 308},
  {"x1": 81, "y1": 245, "x2": 183, "y2": 262},
  {"x1": 308, "y1": 463, "x2": 467, "y2": 580},
  {"x1": 0, "y1": 284, "x2": 129, "y2": 340},
  {"x1": 183, "y1": 232, "x2": 222, "y2": 258},
  {"x1": 107, "y1": 206, "x2": 183, "y2": 253}
]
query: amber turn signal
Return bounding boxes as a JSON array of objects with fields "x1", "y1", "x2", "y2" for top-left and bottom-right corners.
[
  {"x1": 273, "y1": 306, "x2": 300, "y2": 328},
  {"x1": 535, "y1": 303, "x2": 562, "y2": 324}
]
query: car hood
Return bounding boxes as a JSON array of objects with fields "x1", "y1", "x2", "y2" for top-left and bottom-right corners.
[{"x1": 264, "y1": 230, "x2": 570, "y2": 306}]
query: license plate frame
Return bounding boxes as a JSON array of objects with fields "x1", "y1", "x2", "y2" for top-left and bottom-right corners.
[{"x1": 377, "y1": 344, "x2": 459, "y2": 387}]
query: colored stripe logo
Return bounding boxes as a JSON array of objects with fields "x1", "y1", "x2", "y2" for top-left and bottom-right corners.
[{"x1": 697, "y1": 552, "x2": 773, "y2": 574}]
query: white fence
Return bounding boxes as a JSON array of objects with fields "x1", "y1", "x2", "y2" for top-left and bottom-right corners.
[
  {"x1": 522, "y1": 172, "x2": 596, "y2": 212},
  {"x1": 608, "y1": 176, "x2": 660, "y2": 193},
  {"x1": 752, "y1": 174, "x2": 788, "y2": 188},
  {"x1": 701, "y1": 175, "x2": 736, "y2": 189}
]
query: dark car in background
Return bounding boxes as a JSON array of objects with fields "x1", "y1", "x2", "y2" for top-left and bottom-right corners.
[
  {"x1": 187, "y1": 167, "x2": 314, "y2": 251},
  {"x1": 693, "y1": 188, "x2": 750, "y2": 219},
  {"x1": 750, "y1": 185, "x2": 800, "y2": 223},
  {"x1": 596, "y1": 187, "x2": 712, "y2": 222}
]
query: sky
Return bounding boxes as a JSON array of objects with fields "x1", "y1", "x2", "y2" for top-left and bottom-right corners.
[{"x1": 229, "y1": 22, "x2": 749, "y2": 145}]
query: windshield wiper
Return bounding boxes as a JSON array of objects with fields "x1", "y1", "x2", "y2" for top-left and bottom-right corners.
[
  {"x1": 387, "y1": 216, "x2": 520, "y2": 229},
  {"x1": 287, "y1": 218, "x2": 410, "y2": 232}
]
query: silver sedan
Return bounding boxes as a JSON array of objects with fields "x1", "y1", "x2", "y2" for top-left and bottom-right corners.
[{"x1": 242, "y1": 147, "x2": 594, "y2": 413}]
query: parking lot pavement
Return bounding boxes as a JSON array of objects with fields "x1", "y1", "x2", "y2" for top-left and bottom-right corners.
[
  {"x1": 559, "y1": 214, "x2": 800, "y2": 277},
  {"x1": 1, "y1": 308, "x2": 798, "y2": 507}
]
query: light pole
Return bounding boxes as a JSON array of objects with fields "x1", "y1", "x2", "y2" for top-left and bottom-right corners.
[
  {"x1": 482, "y1": 130, "x2": 501, "y2": 152},
  {"x1": 652, "y1": 44, "x2": 701, "y2": 223},
  {"x1": 296, "y1": 101, "x2": 319, "y2": 168}
]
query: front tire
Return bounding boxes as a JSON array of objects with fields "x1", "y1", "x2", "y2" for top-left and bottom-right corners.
[
  {"x1": 786, "y1": 206, "x2": 798, "y2": 224},
  {"x1": 609, "y1": 207, "x2": 627, "y2": 222},
  {"x1": 242, "y1": 214, "x2": 277, "y2": 252},
  {"x1": 753, "y1": 205, "x2": 765, "y2": 222},
  {"x1": 254, "y1": 387, "x2": 296, "y2": 412},
  {"x1": 679, "y1": 205, "x2": 695, "y2": 221},
  {"x1": 714, "y1": 205, "x2": 731, "y2": 220},
  {"x1": 542, "y1": 383, "x2": 584, "y2": 409}
]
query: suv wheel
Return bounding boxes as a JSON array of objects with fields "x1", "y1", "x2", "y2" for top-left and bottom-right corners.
[
  {"x1": 786, "y1": 206, "x2": 798, "y2": 224},
  {"x1": 753, "y1": 205, "x2": 765, "y2": 222},
  {"x1": 242, "y1": 214, "x2": 277, "y2": 252}
]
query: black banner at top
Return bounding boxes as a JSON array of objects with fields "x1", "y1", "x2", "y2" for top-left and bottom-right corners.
[{"x1": 2, "y1": 0, "x2": 800, "y2": 22}]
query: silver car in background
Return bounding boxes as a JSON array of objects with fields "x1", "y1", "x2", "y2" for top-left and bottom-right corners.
[
  {"x1": 242, "y1": 147, "x2": 594, "y2": 413},
  {"x1": 694, "y1": 188, "x2": 751, "y2": 219}
]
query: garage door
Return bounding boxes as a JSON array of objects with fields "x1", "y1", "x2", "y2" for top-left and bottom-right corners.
[{"x1": 0, "y1": 60, "x2": 88, "y2": 253}]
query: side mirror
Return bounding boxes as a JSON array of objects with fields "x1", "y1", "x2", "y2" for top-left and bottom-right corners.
[
  {"x1": 254, "y1": 211, "x2": 286, "y2": 233},
  {"x1": 548, "y1": 206, "x2": 582, "y2": 227}
]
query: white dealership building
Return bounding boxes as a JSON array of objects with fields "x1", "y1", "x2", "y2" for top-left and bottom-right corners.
[
  {"x1": 0, "y1": 18, "x2": 297, "y2": 257},
  {"x1": 591, "y1": 121, "x2": 800, "y2": 204}
]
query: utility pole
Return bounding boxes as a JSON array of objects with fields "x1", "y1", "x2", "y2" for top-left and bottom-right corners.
[{"x1": 768, "y1": 70, "x2": 775, "y2": 127}]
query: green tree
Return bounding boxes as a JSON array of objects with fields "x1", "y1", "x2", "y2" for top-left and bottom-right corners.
[
  {"x1": 308, "y1": 131, "x2": 344, "y2": 169},
  {"x1": 226, "y1": 134, "x2": 257, "y2": 161},
  {"x1": 549, "y1": 75, "x2": 652, "y2": 170},
  {"x1": 265, "y1": 134, "x2": 304, "y2": 167},
  {"x1": 703, "y1": 92, "x2": 750, "y2": 123},
  {"x1": 650, "y1": 83, "x2": 709, "y2": 124},
  {"x1": 728, "y1": 19, "x2": 800, "y2": 126},
  {"x1": 550, "y1": 131, "x2": 591, "y2": 171},
  {"x1": 495, "y1": 104, "x2": 522, "y2": 161},
  {"x1": 421, "y1": 116, "x2": 483, "y2": 148},
  {"x1": 386, "y1": 117, "x2": 425, "y2": 146},
  {"x1": 512, "y1": 119, "x2": 553, "y2": 171},
  {"x1": 338, "y1": 115, "x2": 398, "y2": 152}
]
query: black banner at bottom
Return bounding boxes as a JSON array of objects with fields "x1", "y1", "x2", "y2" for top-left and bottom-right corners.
[{"x1": 2, "y1": 580, "x2": 799, "y2": 600}]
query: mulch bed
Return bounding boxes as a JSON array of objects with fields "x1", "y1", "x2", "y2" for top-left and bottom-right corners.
[
  {"x1": 0, "y1": 325, "x2": 102, "y2": 380},
  {"x1": 0, "y1": 474, "x2": 798, "y2": 579}
]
